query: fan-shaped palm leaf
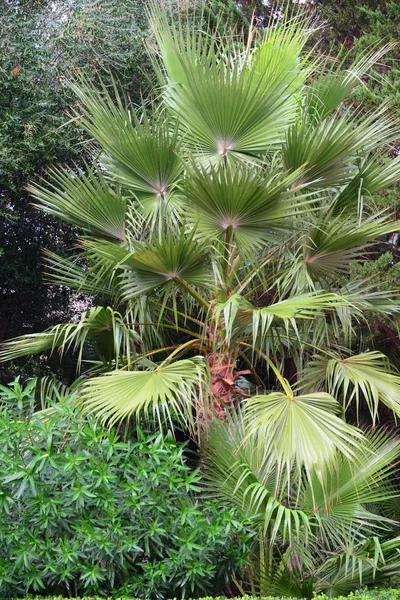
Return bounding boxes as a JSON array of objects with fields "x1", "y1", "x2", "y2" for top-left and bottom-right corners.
[
  {"x1": 212, "y1": 291, "x2": 354, "y2": 348},
  {"x1": 71, "y1": 80, "x2": 183, "y2": 198},
  {"x1": 78, "y1": 356, "x2": 207, "y2": 430},
  {"x1": 43, "y1": 250, "x2": 113, "y2": 295},
  {"x1": 204, "y1": 417, "x2": 400, "y2": 555},
  {"x1": 203, "y1": 415, "x2": 313, "y2": 541},
  {"x1": 283, "y1": 108, "x2": 400, "y2": 189},
  {"x1": 185, "y1": 162, "x2": 310, "y2": 253},
  {"x1": 301, "y1": 431, "x2": 400, "y2": 540},
  {"x1": 150, "y1": 6, "x2": 305, "y2": 159},
  {"x1": 84, "y1": 229, "x2": 212, "y2": 302},
  {"x1": 244, "y1": 390, "x2": 362, "y2": 474},
  {"x1": 300, "y1": 213, "x2": 400, "y2": 280},
  {"x1": 315, "y1": 536, "x2": 400, "y2": 597},
  {"x1": 29, "y1": 165, "x2": 126, "y2": 241}
]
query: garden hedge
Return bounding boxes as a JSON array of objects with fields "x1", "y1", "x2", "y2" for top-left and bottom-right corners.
[{"x1": 5, "y1": 592, "x2": 400, "y2": 600}]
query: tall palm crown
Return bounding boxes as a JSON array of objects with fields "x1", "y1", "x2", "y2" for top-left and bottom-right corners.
[{"x1": 2, "y1": 4, "x2": 400, "y2": 464}]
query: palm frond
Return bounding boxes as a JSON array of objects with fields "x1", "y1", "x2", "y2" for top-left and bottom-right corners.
[
  {"x1": 203, "y1": 415, "x2": 314, "y2": 540},
  {"x1": 0, "y1": 307, "x2": 138, "y2": 370},
  {"x1": 306, "y1": 45, "x2": 394, "y2": 122},
  {"x1": 300, "y1": 213, "x2": 400, "y2": 280},
  {"x1": 185, "y1": 162, "x2": 310, "y2": 253},
  {"x1": 301, "y1": 351, "x2": 400, "y2": 422},
  {"x1": 78, "y1": 356, "x2": 207, "y2": 430},
  {"x1": 70, "y1": 78, "x2": 183, "y2": 199},
  {"x1": 300, "y1": 431, "x2": 400, "y2": 543},
  {"x1": 283, "y1": 108, "x2": 400, "y2": 189},
  {"x1": 315, "y1": 536, "x2": 400, "y2": 597},
  {"x1": 244, "y1": 390, "x2": 363, "y2": 475},
  {"x1": 29, "y1": 165, "x2": 126, "y2": 241},
  {"x1": 331, "y1": 154, "x2": 400, "y2": 216},
  {"x1": 43, "y1": 250, "x2": 113, "y2": 295},
  {"x1": 150, "y1": 5, "x2": 306, "y2": 159}
]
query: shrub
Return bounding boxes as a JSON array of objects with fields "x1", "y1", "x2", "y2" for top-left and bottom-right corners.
[
  {"x1": 4, "y1": 591, "x2": 400, "y2": 600},
  {"x1": 0, "y1": 397, "x2": 253, "y2": 598}
]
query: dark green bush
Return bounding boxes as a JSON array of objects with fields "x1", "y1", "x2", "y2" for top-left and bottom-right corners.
[{"x1": 0, "y1": 398, "x2": 253, "y2": 598}]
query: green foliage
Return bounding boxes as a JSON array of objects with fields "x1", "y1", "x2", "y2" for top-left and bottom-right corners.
[
  {"x1": 4, "y1": 590, "x2": 400, "y2": 600},
  {"x1": 350, "y1": 253, "x2": 400, "y2": 293},
  {"x1": 0, "y1": 0, "x2": 155, "y2": 377},
  {"x1": 0, "y1": 390, "x2": 252, "y2": 598},
  {"x1": 203, "y1": 415, "x2": 400, "y2": 597},
  {"x1": 3, "y1": 6, "x2": 400, "y2": 458}
]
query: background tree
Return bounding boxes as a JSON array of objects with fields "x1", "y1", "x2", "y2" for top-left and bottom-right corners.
[{"x1": 0, "y1": 0, "x2": 153, "y2": 381}]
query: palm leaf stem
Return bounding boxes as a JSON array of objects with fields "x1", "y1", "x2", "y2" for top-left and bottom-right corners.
[
  {"x1": 232, "y1": 242, "x2": 292, "y2": 296},
  {"x1": 120, "y1": 346, "x2": 180, "y2": 369},
  {"x1": 238, "y1": 349, "x2": 265, "y2": 387},
  {"x1": 223, "y1": 225, "x2": 236, "y2": 282},
  {"x1": 148, "y1": 300, "x2": 206, "y2": 327},
  {"x1": 159, "y1": 338, "x2": 203, "y2": 368},
  {"x1": 241, "y1": 341, "x2": 291, "y2": 395},
  {"x1": 175, "y1": 277, "x2": 211, "y2": 311}
]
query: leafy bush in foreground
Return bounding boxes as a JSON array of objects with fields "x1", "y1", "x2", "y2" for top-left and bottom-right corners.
[{"x1": 0, "y1": 398, "x2": 252, "y2": 598}]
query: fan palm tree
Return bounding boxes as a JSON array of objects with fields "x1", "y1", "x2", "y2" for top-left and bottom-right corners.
[{"x1": 2, "y1": 3, "x2": 400, "y2": 465}]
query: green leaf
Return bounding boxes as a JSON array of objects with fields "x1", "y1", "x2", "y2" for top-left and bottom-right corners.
[
  {"x1": 244, "y1": 390, "x2": 362, "y2": 473},
  {"x1": 331, "y1": 154, "x2": 400, "y2": 216},
  {"x1": 185, "y1": 162, "x2": 309, "y2": 253},
  {"x1": 29, "y1": 165, "x2": 126, "y2": 241},
  {"x1": 300, "y1": 213, "x2": 400, "y2": 280},
  {"x1": 0, "y1": 307, "x2": 138, "y2": 370},
  {"x1": 283, "y1": 108, "x2": 400, "y2": 189},
  {"x1": 305, "y1": 45, "x2": 394, "y2": 122},
  {"x1": 301, "y1": 431, "x2": 400, "y2": 538},
  {"x1": 78, "y1": 357, "x2": 207, "y2": 429},
  {"x1": 150, "y1": 6, "x2": 306, "y2": 159},
  {"x1": 302, "y1": 350, "x2": 400, "y2": 422},
  {"x1": 71, "y1": 79, "x2": 183, "y2": 201}
]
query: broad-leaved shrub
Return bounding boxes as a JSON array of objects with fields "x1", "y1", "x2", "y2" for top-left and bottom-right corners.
[{"x1": 0, "y1": 394, "x2": 253, "y2": 598}]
